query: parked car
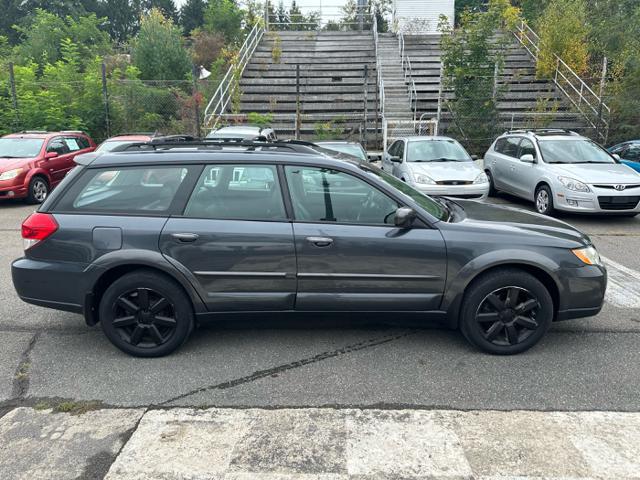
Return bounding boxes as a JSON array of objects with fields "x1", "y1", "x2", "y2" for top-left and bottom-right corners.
[
  {"x1": 206, "y1": 125, "x2": 277, "y2": 142},
  {"x1": 484, "y1": 129, "x2": 640, "y2": 216},
  {"x1": 315, "y1": 140, "x2": 367, "y2": 161},
  {"x1": 0, "y1": 130, "x2": 95, "y2": 203},
  {"x1": 381, "y1": 136, "x2": 489, "y2": 199},
  {"x1": 95, "y1": 133, "x2": 155, "y2": 153},
  {"x1": 13, "y1": 139, "x2": 606, "y2": 357},
  {"x1": 608, "y1": 140, "x2": 640, "y2": 173}
]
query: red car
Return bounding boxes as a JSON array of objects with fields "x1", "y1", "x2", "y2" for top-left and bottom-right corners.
[{"x1": 0, "y1": 131, "x2": 96, "y2": 203}]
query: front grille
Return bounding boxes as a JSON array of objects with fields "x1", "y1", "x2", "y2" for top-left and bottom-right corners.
[
  {"x1": 598, "y1": 196, "x2": 640, "y2": 210},
  {"x1": 593, "y1": 184, "x2": 640, "y2": 190},
  {"x1": 435, "y1": 180, "x2": 473, "y2": 185}
]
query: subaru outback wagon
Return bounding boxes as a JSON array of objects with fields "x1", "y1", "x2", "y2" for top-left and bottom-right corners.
[{"x1": 12, "y1": 140, "x2": 607, "y2": 357}]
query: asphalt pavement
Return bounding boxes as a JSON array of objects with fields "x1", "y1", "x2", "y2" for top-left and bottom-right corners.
[{"x1": 1, "y1": 195, "x2": 639, "y2": 412}]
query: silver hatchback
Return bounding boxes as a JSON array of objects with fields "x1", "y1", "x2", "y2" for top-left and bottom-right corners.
[{"x1": 484, "y1": 130, "x2": 640, "y2": 216}]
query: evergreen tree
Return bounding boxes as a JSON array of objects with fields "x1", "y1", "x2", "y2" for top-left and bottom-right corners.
[{"x1": 180, "y1": 0, "x2": 207, "y2": 35}]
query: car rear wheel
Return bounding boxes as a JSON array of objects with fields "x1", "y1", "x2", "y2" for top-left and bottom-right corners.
[
  {"x1": 535, "y1": 185, "x2": 554, "y2": 216},
  {"x1": 99, "y1": 270, "x2": 194, "y2": 357},
  {"x1": 26, "y1": 176, "x2": 49, "y2": 204},
  {"x1": 460, "y1": 269, "x2": 553, "y2": 355}
]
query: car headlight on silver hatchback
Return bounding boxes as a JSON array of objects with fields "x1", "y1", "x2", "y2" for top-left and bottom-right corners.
[
  {"x1": 414, "y1": 174, "x2": 435, "y2": 185},
  {"x1": 0, "y1": 168, "x2": 23, "y2": 181},
  {"x1": 558, "y1": 176, "x2": 590, "y2": 192},
  {"x1": 571, "y1": 245, "x2": 602, "y2": 266},
  {"x1": 473, "y1": 172, "x2": 489, "y2": 184}
]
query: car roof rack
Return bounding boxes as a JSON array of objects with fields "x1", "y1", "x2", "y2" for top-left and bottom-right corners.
[
  {"x1": 19, "y1": 130, "x2": 48, "y2": 134},
  {"x1": 111, "y1": 139, "x2": 323, "y2": 155},
  {"x1": 507, "y1": 128, "x2": 578, "y2": 136},
  {"x1": 59, "y1": 130, "x2": 87, "y2": 134}
]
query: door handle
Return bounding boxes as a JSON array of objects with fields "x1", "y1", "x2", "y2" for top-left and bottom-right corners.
[
  {"x1": 171, "y1": 233, "x2": 199, "y2": 243},
  {"x1": 306, "y1": 236, "x2": 333, "y2": 247}
]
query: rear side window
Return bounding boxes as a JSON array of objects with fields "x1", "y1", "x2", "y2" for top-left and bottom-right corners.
[
  {"x1": 54, "y1": 166, "x2": 190, "y2": 214},
  {"x1": 76, "y1": 137, "x2": 91, "y2": 149},
  {"x1": 183, "y1": 164, "x2": 286, "y2": 221},
  {"x1": 498, "y1": 137, "x2": 521, "y2": 158},
  {"x1": 64, "y1": 137, "x2": 81, "y2": 152}
]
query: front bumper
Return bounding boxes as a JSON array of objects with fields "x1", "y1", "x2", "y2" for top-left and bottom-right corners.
[
  {"x1": 413, "y1": 182, "x2": 489, "y2": 200},
  {"x1": 553, "y1": 185, "x2": 640, "y2": 214},
  {"x1": 555, "y1": 264, "x2": 607, "y2": 321},
  {"x1": 0, "y1": 178, "x2": 28, "y2": 199}
]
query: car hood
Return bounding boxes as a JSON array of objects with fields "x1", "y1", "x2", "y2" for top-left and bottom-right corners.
[
  {"x1": 0, "y1": 157, "x2": 28, "y2": 171},
  {"x1": 408, "y1": 161, "x2": 481, "y2": 182},
  {"x1": 451, "y1": 199, "x2": 590, "y2": 246},
  {"x1": 549, "y1": 163, "x2": 640, "y2": 184}
]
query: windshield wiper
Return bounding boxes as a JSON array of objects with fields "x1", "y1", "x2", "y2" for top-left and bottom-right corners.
[{"x1": 0, "y1": 155, "x2": 21, "y2": 158}]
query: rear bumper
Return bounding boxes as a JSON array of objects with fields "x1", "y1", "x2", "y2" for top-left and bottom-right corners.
[{"x1": 12, "y1": 257, "x2": 88, "y2": 313}]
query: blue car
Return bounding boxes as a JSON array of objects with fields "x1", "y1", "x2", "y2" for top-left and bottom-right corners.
[{"x1": 608, "y1": 140, "x2": 640, "y2": 173}]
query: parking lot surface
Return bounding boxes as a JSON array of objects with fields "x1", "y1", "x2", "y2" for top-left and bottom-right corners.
[{"x1": 1, "y1": 195, "x2": 639, "y2": 412}]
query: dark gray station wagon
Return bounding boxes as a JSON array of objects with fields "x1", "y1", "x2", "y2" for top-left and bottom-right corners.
[{"x1": 12, "y1": 141, "x2": 607, "y2": 357}]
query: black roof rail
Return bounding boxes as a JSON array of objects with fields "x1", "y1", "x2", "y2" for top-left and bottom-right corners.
[{"x1": 111, "y1": 139, "x2": 323, "y2": 155}]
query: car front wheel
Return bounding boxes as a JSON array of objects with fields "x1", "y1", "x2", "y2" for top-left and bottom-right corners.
[
  {"x1": 99, "y1": 270, "x2": 194, "y2": 357},
  {"x1": 535, "y1": 185, "x2": 555, "y2": 216},
  {"x1": 26, "y1": 176, "x2": 49, "y2": 204},
  {"x1": 460, "y1": 268, "x2": 553, "y2": 355}
]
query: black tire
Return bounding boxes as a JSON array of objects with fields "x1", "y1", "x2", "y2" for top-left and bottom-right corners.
[
  {"x1": 26, "y1": 176, "x2": 49, "y2": 204},
  {"x1": 485, "y1": 170, "x2": 498, "y2": 197},
  {"x1": 99, "y1": 270, "x2": 194, "y2": 357},
  {"x1": 534, "y1": 184, "x2": 555, "y2": 216},
  {"x1": 459, "y1": 268, "x2": 553, "y2": 355}
]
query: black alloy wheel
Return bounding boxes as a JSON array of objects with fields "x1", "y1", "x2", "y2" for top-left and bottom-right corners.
[
  {"x1": 112, "y1": 288, "x2": 177, "y2": 348},
  {"x1": 475, "y1": 286, "x2": 540, "y2": 346},
  {"x1": 100, "y1": 270, "x2": 193, "y2": 357},
  {"x1": 460, "y1": 268, "x2": 553, "y2": 355}
]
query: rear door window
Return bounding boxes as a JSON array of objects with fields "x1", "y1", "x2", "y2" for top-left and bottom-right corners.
[
  {"x1": 64, "y1": 137, "x2": 81, "y2": 152},
  {"x1": 501, "y1": 137, "x2": 521, "y2": 158},
  {"x1": 183, "y1": 164, "x2": 286, "y2": 220},
  {"x1": 54, "y1": 166, "x2": 191, "y2": 214}
]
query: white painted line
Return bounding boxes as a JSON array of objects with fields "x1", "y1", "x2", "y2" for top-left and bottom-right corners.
[{"x1": 602, "y1": 255, "x2": 640, "y2": 309}]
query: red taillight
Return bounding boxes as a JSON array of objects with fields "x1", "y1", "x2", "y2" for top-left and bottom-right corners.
[{"x1": 21, "y1": 213, "x2": 58, "y2": 249}]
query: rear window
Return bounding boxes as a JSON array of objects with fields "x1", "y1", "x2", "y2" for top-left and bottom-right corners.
[{"x1": 54, "y1": 166, "x2": 191, "y2": 214}]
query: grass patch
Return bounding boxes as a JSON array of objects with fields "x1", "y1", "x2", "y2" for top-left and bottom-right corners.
[{"x1": 53, "y1": 400, "x2": 102, "y2": 415}]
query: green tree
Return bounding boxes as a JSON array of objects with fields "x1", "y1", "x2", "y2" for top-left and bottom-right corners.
[
  {"x1": 131, "y1": 8, "x2": 191, "y2": 80},
  {"x1": 203, "y1": 0, "x2": 243, "y2": 42},
  {"x1": 536, "y1": 0, "x2": 590, "y2": 77},
  {"x1": 180, "y1": 0, "x2": 208, "y2": 34},
  {"x1": 275, "y1": 1, "x2": 290, "y2": 30},
  {"x1": 13, "y1": 10, "x2": 111, "y2": 68},
  {"x1": 97, "y1": 0, "x2": 143, "y2": 43},
  {"x1": 146, "y1": 0, "x2": 179, "y2": 23},
  {"x1": 0, "y1": 0, "x2": 26, "y2": 44},
  {"x1": 439, "y1": 0, "x2": 519, "y2": 153}
]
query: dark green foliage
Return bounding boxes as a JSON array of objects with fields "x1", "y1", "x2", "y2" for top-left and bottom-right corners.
[
  {"x1": 180, "y1": 0, "x2": 208, "y2": 35},
  {"x1": 203, "y1": 0, "x2": 243, "y2": 43}
]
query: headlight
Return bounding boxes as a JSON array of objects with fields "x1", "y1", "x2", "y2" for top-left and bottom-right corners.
[
  {"x1": 473, "y1": 172, "x2": 489, "y2": 184},
  {"x1": 571, "y1": 246, "x2": 601, "y2": 266},
  {"x1": 414, "y1": 174, "x2": 435, "y2": 185},
  {"x1": 0, "y1": 168, "x2": 23, "y2": 181},
  {"x1": 558, "y1": 176, "x2": 590, "y2": 192}
]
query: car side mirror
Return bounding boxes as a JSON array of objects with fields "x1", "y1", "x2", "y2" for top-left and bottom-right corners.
[
  {"x1": 520, "y1": 154, "x2": 535, "y2": 163},
  {"x1": 45, "y1": 151, "x2": 59, "y2": 159},
  {"x1": 613, "y1": 153, "x2": 621, "y2": 161},
  {"x1": 390, "y1": 155, "x2": 402, "y2": 163},
  {"x1": 394, "y1": 207, "x2": 416, "y2": 228}
]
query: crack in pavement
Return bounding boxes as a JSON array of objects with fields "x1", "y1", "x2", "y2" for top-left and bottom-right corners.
[
  {"x1": 11, "y1": 331, "x2": 41, "y2": 400},
  {"x1": 158, "y1": 330, "x2": 417, "y2": 406}
]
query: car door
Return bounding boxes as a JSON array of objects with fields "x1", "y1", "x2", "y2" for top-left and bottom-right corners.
[
  {"x1": 621, "y1": 145, "x2": 640, "y2": 172},
  {"x1": 495, "y1": 137, "x2": 522, "y2": 195},
  {"x1": 284, "y1": 164, "x2": 447, "y2": 311},
  {"x1": 159, "y1": 163, "x2": 297, "y2": 311},
  {"x1": 63, "y1": 136, "x2": 89, "y2": 176},
  {"x1": 510, "y1": 137, "x2": 539, "y2": 198},
  {"x1": 45, "y1": 137, "x2": 74, "y2": 185}
]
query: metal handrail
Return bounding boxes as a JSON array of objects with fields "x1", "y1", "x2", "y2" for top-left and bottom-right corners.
[
  {"x1": 398, "y1": 32, "x2": 417, "y2": 120},
  {"x1": 513, "y1": 20, "x2": 609, "y2": 139},
  {"x1": 373, "y1": 15, "x2": 385, "y2": 116},
  {"x1": 203, "y1": 23, "x2": 264, "y2": 129}
]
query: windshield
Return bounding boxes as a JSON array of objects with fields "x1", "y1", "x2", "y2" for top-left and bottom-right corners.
[
  {"x1": 407, "y1": 139, "x2": 471, "y2": 162},
  {"x1": 539, "y1": 139, "x2": 616, "y2": 164},
  {"x1": 360, "y1": 164, "x2": 449, "y2": 221},
  {"x1": 321, "y1": 143, "x2": 366, "y2": 160},
  {"x1": 0, "y1": 138, "x2": 44, "y2": 158},
  {"x1": 96, "y1": 140, "x2": 141, "y2": 153}
]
